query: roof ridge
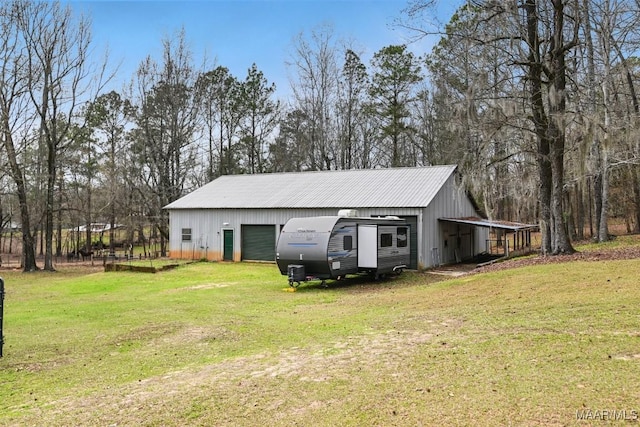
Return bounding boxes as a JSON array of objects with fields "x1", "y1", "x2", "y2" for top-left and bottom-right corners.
[{"x1": 215, "y1": 164, "x2": 457, "y2": 178}]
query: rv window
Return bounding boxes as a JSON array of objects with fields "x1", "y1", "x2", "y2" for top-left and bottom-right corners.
[
  {"x1": 397, "y1": 227, "x2": 408, "y2": 247},
  {"x1": 380, "y1": 233, "x2": 393, "y2": 247},
  {"x1": 181, "y1": 228, "x2": 192, "y2": 242},
  {"x1": 344, "y1": 235, "x2": 353, "y2": 251}
]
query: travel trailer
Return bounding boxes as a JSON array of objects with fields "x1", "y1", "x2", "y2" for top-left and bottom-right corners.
[{"x1": 276, "y1": 211, "x2": 410, "y2": 287}]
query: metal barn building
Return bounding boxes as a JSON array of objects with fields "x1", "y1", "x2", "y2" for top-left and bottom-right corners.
[{"x1": 164, "y1": 165, "x2": 491, "y2": 269}]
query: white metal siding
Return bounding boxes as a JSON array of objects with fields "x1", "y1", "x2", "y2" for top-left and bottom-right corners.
[
  {"x1": 168, "y1": 208, "x2": 423, "y2": 262},
  {"x1": 418, "y1": 175, "x2": 487, "y2": 268}
]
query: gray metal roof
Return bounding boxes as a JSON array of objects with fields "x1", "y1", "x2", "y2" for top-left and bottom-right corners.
[{"x1": 164, "y1": 165, "x2": 458, "y2": 210}]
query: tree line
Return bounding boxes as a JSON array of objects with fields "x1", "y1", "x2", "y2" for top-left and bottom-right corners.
[
  {"x1": 411, "y1": 0, "x2": 640, "y2": 254},
  {"x1": 1, "y1": 0, "x2": 639, "y2": 271}
]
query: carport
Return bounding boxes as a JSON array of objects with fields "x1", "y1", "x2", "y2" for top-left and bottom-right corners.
[{"x1": 439, "y1": 217, "x2": 539, "y2": 258}]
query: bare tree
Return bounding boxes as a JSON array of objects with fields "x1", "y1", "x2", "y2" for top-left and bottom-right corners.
[
  {"x1": 0, "y1": 1, "x2": 39, "y2": 270},
  {"x1": 287, "y1": 25, "x2": 340, "y2": 170},
  {"x1": 132, "y1": 29, "x2": 200, "y2": 256},
  {"x1": 589, "y1": 0, "x2": 640, "y2": 239},
  {"x1": 86, "y1": 91, "x2": 134, "y2": 253},
  {"x1": 408, "y1": 1, "x2": 577, "y2": 254},
  {"x1": 0, "y1": 0, "x2": 97, "y2": 270},
  {"x1": 17, "y1": 0, "x2": 100, "y2": 270}
]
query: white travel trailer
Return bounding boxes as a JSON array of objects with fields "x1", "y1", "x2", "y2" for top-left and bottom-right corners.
[{"x1": 276, "y1": 212, "x2": 410, "y2": 287}]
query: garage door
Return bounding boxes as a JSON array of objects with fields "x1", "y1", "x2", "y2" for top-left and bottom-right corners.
[{"x1": 241, "y1": 225, "x2": 276, "y2": 261}]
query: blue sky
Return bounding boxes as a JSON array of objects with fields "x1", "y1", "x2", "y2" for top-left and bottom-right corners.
[{"x1": 69, "y1": 0, "x2": 460, "y2": 100}]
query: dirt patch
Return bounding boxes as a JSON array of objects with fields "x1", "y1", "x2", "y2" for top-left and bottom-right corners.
[
  {"x1": 42, "y1": 327, "x2": 445, "y2": 423},
  {"x1": 115, "y1": 323, "x2": 182, "y2": 344},
  {"x1": 431, "y1": 263, "x2": 478, "y2": 275},
  {"x1": 612, "y1": 353, "x2": 640, "y2": 361},
  {"x1": 181, "y1": 283, "x2": 232, "y2": 290},
  {"x1": 163, "y1": 283, "x2": 234, "y2": 294},
  {"x1": 247, "y1": 329, "x2": 435, "y2": 382},
  {"x1": 158, "y1": 325, "x2": 239, "y2": 346}
]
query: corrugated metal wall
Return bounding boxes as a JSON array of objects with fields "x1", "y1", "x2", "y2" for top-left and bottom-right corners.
[
  {"x1": 419, "y1": 175, "x2": 488, "y2": 268},
  {"x1": 168, "y1": 207, "x2": 423, "y2": 263}
]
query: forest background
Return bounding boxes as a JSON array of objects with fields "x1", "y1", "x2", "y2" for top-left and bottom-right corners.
[{"x1": 1, "y1": 0, "x2": 639, "y2": 271}]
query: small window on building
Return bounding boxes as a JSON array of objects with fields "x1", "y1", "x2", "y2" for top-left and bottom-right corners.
[
  {"x1": 380, "y1": 233, "x2": 393, "y2": 247},
  {"x1": 344, "y1": 235, "x2": 353, "y2": 251},
  {"x1": 397, "y1": 227, "x2": 408, "y2": 247},
  {"x1": 181, "y1": 228, "x2": 192, "y2": 242}
]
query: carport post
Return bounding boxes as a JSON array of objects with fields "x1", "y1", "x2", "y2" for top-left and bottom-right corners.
[{"x1": 0, "y1": 277, "x2": 4, "y2": 357}]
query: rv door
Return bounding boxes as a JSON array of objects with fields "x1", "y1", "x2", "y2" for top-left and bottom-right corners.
[{"x1": 358, "y1": 224, "x2": 377, "y2": 268}]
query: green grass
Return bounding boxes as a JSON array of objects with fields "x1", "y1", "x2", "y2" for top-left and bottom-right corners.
[
  {"x1": 575, "y1": 233, "x2": 639, "y2": 251},
  {"x1": 1, "y1": 254, "x2": 639, "y2": 426}
]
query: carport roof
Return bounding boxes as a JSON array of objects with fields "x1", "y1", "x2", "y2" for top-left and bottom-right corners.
[
  {"x1": 439, "y1": 217, "x2": 539, "y2": 231},
  {"x1": 165, "y1": 165, "x2": 459, "y2": 209}
]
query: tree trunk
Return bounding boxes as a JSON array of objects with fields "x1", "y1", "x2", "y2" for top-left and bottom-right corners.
[
  {"x1": 633, "y1": 167, "x2": 640, "y2": 233},
  {"x1": 547, "y1": 0, "x2": 574, "y2": 254},
  {"x1": 575, "y1": 182, "x2": 584, "y2": 240},
  {"x1": 549, "y1": 134, "x2": 573, "y2": 254},
  {"x1": 44, "y1": 140, "x2": 56, "y2": 271},
  {"x1": 592, "y1": 170, "x2": 602, "y2": 239},
  {"x1": 538, "y1": 145, "x2": 553, "y2": 256},
  {"x1": 56, "y1": 186, "x2": 62, "y2": 257},
  {"x1": 1, "y1": 126, "x2": 38, "y2": 271},
  {"x1": 525, "y1": 0, "x2": 552, "y2": 255},
  {"x1": 159, "y1": 225, "x2": 168, "y2": 257},
  {"x1": 565, "y1": 189, "x2": 576, "y2": 240},
  {"x1": 56, "y1": 170, "x2": 65, "y2": 257},
  {"x1": 598, "y1": 148, "x2": 610, "y2": 242},
  {"x1": 138, "y1": 224, "x2": 148, "y2": 257}
]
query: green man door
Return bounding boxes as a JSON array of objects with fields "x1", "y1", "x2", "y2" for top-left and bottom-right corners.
[{"x1": 223, "y1": 229, "x2": 234, "y2": 261}]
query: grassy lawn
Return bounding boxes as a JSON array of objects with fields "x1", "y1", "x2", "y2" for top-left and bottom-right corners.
[{"x1": 1, "y1": 250, "x2": 639, "y2": 426}]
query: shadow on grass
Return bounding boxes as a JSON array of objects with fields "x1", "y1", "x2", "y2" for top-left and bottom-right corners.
[{"x1": 287, "y1": 273, "x2": 417, "y2": 293}]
